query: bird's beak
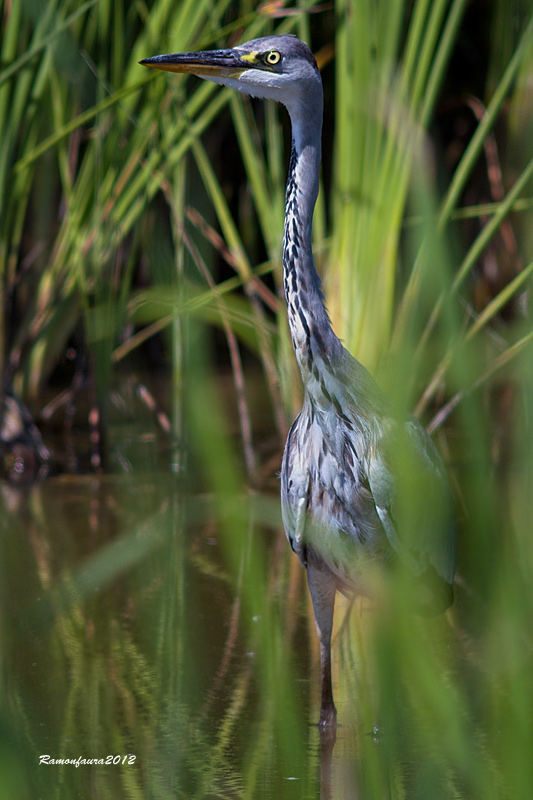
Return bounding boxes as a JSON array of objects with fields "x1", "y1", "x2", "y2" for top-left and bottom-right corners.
[{"x1": 139, "y1": 48, "x2": 251, "y2": 78}]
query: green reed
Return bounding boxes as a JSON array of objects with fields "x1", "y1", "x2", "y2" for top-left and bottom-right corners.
[{"x1": 1, "y1": 0, "x2": 533, "y2": 797}]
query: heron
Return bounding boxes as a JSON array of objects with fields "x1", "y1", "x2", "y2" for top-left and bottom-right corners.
[{"x1": 140, "y1": 35, "x2": 456, "y2": 728}]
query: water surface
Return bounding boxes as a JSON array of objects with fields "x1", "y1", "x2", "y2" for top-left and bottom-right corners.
[{"x1": 2, "y1": 472, "x2": 477, "y2": 799}]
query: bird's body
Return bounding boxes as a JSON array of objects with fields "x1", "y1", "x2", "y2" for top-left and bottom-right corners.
[{"x1": 141, "y1": 34, "x2": 456, "y2": 728}]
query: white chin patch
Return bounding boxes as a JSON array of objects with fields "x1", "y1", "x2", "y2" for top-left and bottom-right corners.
[{"x1": 204, "y1": 73, "x2": 283, "y2": 103}]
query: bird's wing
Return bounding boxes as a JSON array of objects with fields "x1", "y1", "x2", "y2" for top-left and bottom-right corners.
[
  {"x1": 280, "y1": 413, "x2": 310, "y2": 566},
  {"x1": 366, "y1": 416, "x2": 456, "y2": 586}
]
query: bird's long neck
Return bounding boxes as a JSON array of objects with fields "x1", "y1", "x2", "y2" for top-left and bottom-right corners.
[{"x1": 283, "y1": 108, "x2": 342, "y2": 386}]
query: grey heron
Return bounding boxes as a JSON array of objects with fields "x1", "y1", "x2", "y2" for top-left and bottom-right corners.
[{"x1": 140, "y1": 34, "x2": 456, "y2": 728}]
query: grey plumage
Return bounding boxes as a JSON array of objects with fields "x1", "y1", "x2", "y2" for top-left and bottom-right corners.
[{"x1": 141, "y1": 34, "x2": 456, "y2": 728}]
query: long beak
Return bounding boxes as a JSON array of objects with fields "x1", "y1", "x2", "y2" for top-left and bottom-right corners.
[{"x1": 139, "y1": 48, "x2": 249, "y2": 78}]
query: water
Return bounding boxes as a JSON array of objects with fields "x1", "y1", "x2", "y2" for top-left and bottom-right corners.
[
  {"x1": 2, "y1": 469, "x2": 502, "y2": 799},
  {"x1": 2, "y1": 474, "x2": 362, "y2": 799}
]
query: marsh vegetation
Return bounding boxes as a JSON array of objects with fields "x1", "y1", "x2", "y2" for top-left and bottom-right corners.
[{"x1": 1, "y1": 0, "x2": 533, "y2": 797}]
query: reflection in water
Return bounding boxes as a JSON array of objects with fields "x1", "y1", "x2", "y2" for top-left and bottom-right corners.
[
  {"x1": 319, "y1": 726, "x2": 336, "y2": 800},
  {"x1": 1, "y1": 474, "x2": 481, "y2": 799},
  {"x1": 1, "y1": 475, "x2": 326, "y2": 798}
]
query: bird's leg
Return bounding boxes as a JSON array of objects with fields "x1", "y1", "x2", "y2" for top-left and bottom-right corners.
[{"x1": 307, "y1": 565, "x2": 337, "y2": 728}]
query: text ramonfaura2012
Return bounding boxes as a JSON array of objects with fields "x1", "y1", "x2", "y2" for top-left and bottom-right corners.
[{"x1": 39, "y1": 755, "x2": 136, "y2": 767}]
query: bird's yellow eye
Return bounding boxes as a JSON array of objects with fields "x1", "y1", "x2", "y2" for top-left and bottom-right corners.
[{"x1": 265, "y1": 50, "x2": 281, "y2": 65}]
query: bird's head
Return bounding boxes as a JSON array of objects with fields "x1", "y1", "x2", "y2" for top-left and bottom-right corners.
[{"x1": 140, "y1": 35, "x2": 322, "y2": 121}]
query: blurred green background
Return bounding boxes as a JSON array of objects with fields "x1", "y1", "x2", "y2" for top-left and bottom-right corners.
[{"x1": 1, "y1": 0, "x2": 533, "y2": 797}]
